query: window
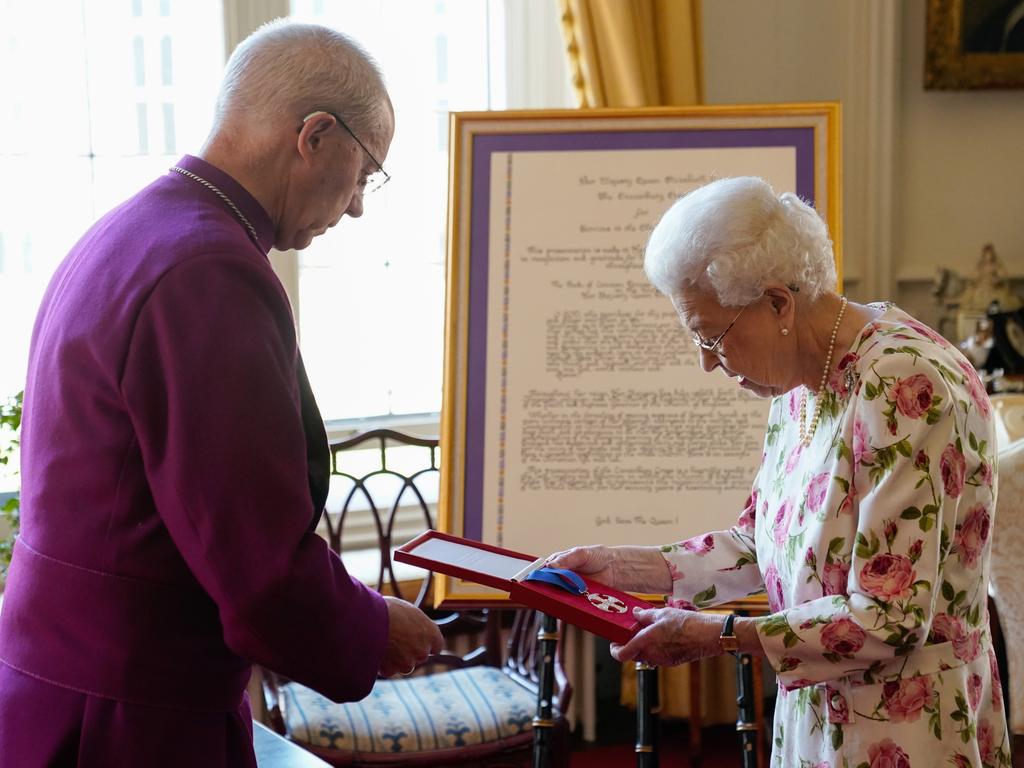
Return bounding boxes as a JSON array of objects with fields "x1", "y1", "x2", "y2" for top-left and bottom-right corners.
[
  {"x1": 288, "y1": 0, "x2": 572, "y2": 425},
  {"x1": 0, "y1": 0, "x2": 224, "y2": 400},
  {"x1": 0, "y1": 0, "x2": 571, "y2": 427}
]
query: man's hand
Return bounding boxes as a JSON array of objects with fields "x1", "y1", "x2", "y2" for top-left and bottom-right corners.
[{"x1": 379, "y1": 596, "x2": 444, "y2": 678}]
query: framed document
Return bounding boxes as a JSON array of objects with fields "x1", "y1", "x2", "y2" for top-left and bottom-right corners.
[{"x1": 439, "y1": 104, "x2": 841, "y2": 604}]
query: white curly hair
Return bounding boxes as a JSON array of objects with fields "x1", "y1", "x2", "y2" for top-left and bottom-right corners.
[{"x1": 644, "y1": 176, "x2": 836, "y2": 307}]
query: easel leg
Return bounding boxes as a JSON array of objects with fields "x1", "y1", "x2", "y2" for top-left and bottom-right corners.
[
  {"x1": 533, "y1": 614, "x2": 559, "y2": 768},
  {"x1": 688, "y1": 660, "x2": 702, "y2": 767},
  {"x1": 636, "y1": 662, "x2": 659, "y2": 768},
  {"x1": 734, "y1": 652, "x2": 758, "y2": 768}
]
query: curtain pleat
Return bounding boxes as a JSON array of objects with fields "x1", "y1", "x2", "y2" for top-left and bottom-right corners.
[{"x1": 559, "y1": 0, "x2": 702, "y2": 108}]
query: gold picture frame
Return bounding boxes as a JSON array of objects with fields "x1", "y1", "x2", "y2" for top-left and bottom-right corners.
[
  {"x1": 435, "y1": 103, "x2": 841, "y2": 606},
  {"x1": 925, "y1": 0, "x2": 1024, "y2": 89}
]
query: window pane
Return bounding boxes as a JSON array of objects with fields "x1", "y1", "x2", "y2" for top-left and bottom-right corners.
[
  {"x1": 0, "y1": 156, "x2": 94, "y2": 397},
  {"x1": 84, "y1": 1, "x2": 223, "y2": 158},
  {"x1": 290, "y1": 0, "x2": 496, "y2": 421},
  {"x1": 0, "y1": 0, "x2": 224, "y2": 398},
  {"x1": 0, "y1": 1, "x2": 91, "y2": 155}
]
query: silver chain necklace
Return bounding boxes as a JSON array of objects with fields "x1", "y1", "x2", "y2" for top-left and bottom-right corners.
[{"x1": 169, "y1": 166, "x2": 259, "y2": 244}]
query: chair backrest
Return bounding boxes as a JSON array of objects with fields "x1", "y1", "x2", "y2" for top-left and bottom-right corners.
[
  {"x1": 322, "y1": 428, "x2": 569, "y2": 710},
  {"x1": 992, "y1": 436, "x2": 1024, "y2": 734},
  {"x1": 321, "y1": 428, "x2": 495, "y2": 662},
  {"x1": 322, "y1": 428, "x2": 440, "y2": 606}
]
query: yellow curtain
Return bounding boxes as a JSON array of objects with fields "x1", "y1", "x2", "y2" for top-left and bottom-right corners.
[{"x1": 559, "y1": 0, "x2": 703, "y2": 108}]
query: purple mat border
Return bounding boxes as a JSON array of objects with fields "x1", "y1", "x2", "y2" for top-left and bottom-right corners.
[{"x1": 463, "y1": 126, "x2": 816, "y2": 541}]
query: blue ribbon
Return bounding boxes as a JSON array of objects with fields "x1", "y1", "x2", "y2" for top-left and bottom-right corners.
[{"x1": 524, "y1": 567, "x2": 587, "y2": 595}]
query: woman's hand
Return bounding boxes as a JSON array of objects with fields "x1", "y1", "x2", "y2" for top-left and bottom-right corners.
[
  {"x1": 545, "y1": 545, "x2": 619, "y2": 585},
  {"x1": 609, "y1": 607, "x2": 722, "y2": 666},
  {"x1": 546, "y1": 545, "x2": 673, "y2": 594}
]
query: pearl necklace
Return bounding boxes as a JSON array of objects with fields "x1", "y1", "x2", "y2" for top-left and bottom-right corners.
[
  {"x1": 169, "y1": 166, "x2": 259, "y2": 244},
  {"x1": 798, "y1": 296, "x2": 848, "y2": 447}
]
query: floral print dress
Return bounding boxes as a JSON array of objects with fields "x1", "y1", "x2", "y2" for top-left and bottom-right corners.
[{"x1": 662, "y1": 304, "x2": 1011, "y2": 767}]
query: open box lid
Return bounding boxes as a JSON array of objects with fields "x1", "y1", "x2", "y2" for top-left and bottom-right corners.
[
  {"x1": 395, "y1": 530, "x2": 540, "y2": 593},
  {"x1": 396, "y1": 530, "x2": 650, "y2": 644}
]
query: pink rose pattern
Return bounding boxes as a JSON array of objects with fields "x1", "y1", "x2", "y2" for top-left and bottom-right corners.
[
  {"x1": 773, "y1": 499, "x2": 795, "y2": 548},
  {"x1": 867, "y1": 738, "x2": 911, "y2": 768},
  {"x1": 785, "y1": 443, "x2": 804, "y2": 474},
  {"x1": 906, "y1": 318, "x2": 951, "y2": 348},
  {"x1": 825, "y1": 685, "x2": 849, "y2": 724},
  {"x1": 737, "y1": 491, "x2": 757, "y2": 532},
  {"x1": 953, "y1": 629, "x2": 983, "y2": 663},
  {"x1": 819, "y1": 616, "x2": 866, "y2": 657},
  {"x1": 989, "y1": 648, "x2": 1004, "y2": 709},
  {"x1": 890, "y1": 373, "x2": 933, "y2": 419},
  {"x1": 658, "y1": 306, "x2": 1007, "y2": 766},
  {"x1": 787, "y1": 389, "x2": 801, "y2": 420},
  {"x1": 940, "y1": 443, "x2": 966, "y2": 498},
  {"x1": 967, "y1": 672, "x2": 983, "y2": 711},
  {"x1": 978, "y1": 719, "x2": 996, "y2": 764},
  {"x1": 821, "y1": 561, "x2": 849, "y2": 597},
  {"x1": 806, "y1": 472, "x2": 830, "y2": 514},
  {"x1": 679, "y1": 533, "x2": 714, "y2": 555},
  {"x1": 928, "y1": 612, "x2": 965, "y2": 644},
  {"x1": 828, "y1": 351, "x2": 859, "y2": 398},
  {"x1": 860, "y1": 553, "x2": 915, "y2": 602},
  {"x1": 853, "y1": 417, "x2": 873, "y2": 466},
  {"x1": 881, "y1": 675, "x2": 936, "y2": 722},
  {"x1": 954, "y1": 503, "x2": 990, "y2": 569},
  {"x1": 958, "y1": 358, "x2": 992, "y2": 418},
  {"x1": 764, "y1": 564, "x2": 785, "y2": 613}
]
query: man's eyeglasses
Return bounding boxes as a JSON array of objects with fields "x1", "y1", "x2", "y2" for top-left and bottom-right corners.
[
  {"x1": 302, "y1": 110, "x2": 391, "y2": 194},
  {"x1": 691, "y1": 303, "x2": 749, "y2": 354}
]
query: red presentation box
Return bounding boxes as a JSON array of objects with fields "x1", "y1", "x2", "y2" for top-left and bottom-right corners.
[{"x1": 395, "y1": 530, "x2": 653, "y2": 644}]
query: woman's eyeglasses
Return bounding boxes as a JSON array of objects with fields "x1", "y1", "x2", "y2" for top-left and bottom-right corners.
[{"x1": 691, "y1": 304, "x2": 749, "y2": 354}]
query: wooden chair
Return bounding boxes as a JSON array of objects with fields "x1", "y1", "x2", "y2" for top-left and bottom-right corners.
[
  {"x1": 261, "y1": 429, "x2": 572, "y2": 766},
  {"x1": 990, "y1": 428, "x2": 1024, "y2": 762}
]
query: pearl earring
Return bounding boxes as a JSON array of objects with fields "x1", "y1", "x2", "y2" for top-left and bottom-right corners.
[{"x1": 781, "y1": 328, "x2": 790, "y2": 336}]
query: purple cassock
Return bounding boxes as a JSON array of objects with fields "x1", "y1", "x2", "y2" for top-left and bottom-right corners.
[{"x1": 0, "y1": 155, "x2": 389, "y2": 767}]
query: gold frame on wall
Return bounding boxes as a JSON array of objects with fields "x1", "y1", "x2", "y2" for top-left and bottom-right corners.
[
  {"x1": 925, "y1": 0, "x2": 1024, "y2": 89},
  {"x1": 436, "y1": 103, "x2": 842, "y2": 606}
]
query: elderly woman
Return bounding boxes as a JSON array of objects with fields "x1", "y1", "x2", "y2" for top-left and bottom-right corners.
[{"x1": 549, "y1": 177, "x2": 1010, "y2": 766}]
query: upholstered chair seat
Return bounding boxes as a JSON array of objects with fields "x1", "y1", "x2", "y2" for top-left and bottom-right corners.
[{"x1": 279, "y1": 666, "x2": 541, "y2": 764}]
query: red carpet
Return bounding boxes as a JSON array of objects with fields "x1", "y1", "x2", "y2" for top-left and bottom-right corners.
[{"x1": 569, "y1": 722, "x2": 750, "y2": 767}]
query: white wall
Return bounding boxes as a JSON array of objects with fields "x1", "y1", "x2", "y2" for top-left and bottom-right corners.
[
  {"x1": 701, "y1": 0, "x2": 1024, "y2": 328},
  {"x1": 897, "y1": 0, "x2": 1024, "y2": 281}
]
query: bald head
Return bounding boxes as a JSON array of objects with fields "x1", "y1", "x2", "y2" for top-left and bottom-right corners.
[
  {"x1": 213, "y1": 19, "x2": 392, "y2": 142},
  {"x1": 201, "y1": 20, "x2": 395, "y2": 252}
]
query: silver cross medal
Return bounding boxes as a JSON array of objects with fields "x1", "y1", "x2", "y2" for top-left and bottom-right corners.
[{"x1": 587, "y1": 592, "x2": 628, "y2": 614}]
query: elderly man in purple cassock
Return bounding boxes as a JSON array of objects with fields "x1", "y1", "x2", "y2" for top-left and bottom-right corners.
[{"x1": 0, "y1": 20, "x2": 443, "y2": 767}]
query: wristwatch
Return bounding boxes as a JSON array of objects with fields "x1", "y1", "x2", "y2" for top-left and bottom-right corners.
[{"x1": 719, "y1": 614, "x2": 740, "y2": 656}]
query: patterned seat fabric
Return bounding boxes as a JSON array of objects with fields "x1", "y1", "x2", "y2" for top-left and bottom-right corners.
[{"x1": 281, "y1": 666, "x2": 540, "y2": 756}]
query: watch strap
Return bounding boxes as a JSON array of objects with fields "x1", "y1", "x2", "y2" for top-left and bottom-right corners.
[{"x1": 719, "y1": 613, "x2": 740, "y2": 656}]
